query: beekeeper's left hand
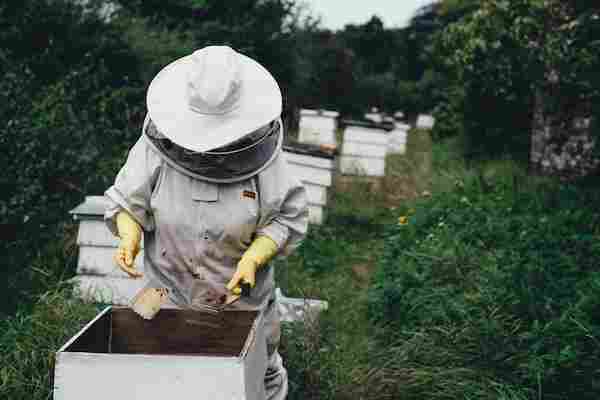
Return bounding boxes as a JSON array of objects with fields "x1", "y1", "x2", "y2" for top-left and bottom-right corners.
[{"x1": 226, "y1": 235, "x2": 278, "y2": 292}]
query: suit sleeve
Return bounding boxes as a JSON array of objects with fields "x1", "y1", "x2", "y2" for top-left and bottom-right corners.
[{"x1": 103, "y1": 135, "x2": 163, "y2": 235}]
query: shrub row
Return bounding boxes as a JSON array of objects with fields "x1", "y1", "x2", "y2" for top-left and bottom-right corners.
[{"x1": 369, "y1": 173, "x2": 600, "y2": 398}]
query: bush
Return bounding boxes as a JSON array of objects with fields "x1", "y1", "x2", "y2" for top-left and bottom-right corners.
[
  {"x1": 369, "y1": 170, "x2": 600, "y2": 398},
  {"x1": 0, "y1": 0, "x2": 146, "y2": 318},
  {"x1": 434, "y1": 0, "x2": 600, "y2": 161}
]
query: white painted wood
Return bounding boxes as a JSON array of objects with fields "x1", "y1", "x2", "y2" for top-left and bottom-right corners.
[
  {"x1": 72, "y1": 275, "x2": 147, "y2": 305},
  {"x1": 77, "y1": 246, "x2": 144, "y2": 277},
  {"x1": 284, "y1": 151, "x2": 335, "y2": 170},
  {"x1": 343, "y1": 126, "x2": 388, "y2": 146},
  {"x1": 387, "y1": 129, "x2": 408, "y2": 155},
  {"x1": 365, "y1": 112, "x2": 383, "y2": 123},
  {"x1": 275, "y1": 288, "x2": 328, "y2": 323},
  {"x1": 321, "y1": 110, "x2": 339, "y2": 118},
  {"x1": 417, "y1": 114, "x2": 435, "y2": 129},
  {"x1": 77, "y1": 220, "x2": 144, "y2": 248},
  {"x1": 307, "y1": 204, "x2": 323, "y2": 225},
  {"x1": 54, "y1": 306, "x2": 267, "y2": 400},
  {"x1": 340, "y1": 155, "x2": 386, "y2": 177},
  {"x1": 395, "y1": 122, "x2": 411, "y2": 131},
  {"x1": 387, "y1": 142, "x2": 406, "y2": 155},
  {"x1": 300, "y1": 108, "x2": 319, "y2": 116},
  {"x1": 343, "y1": 142, "x2": 388, "y2": 158},
  {"x1": 287, "y1": 162, "x2": 332, "y2": 187},
  {"x1": 55, "y1": 352, "x2": 245, "y2": 400},
  {"x1": 298, "y1": 114, "x2": 336, "y2": 146},
  {"x1": 340, "y1": 126, "x2": 387, "y2": 176},
  {"x1": 394, "y1": 111, "x2": 405, "y2": 119}
]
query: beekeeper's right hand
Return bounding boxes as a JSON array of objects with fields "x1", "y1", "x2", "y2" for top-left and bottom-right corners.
[{"x1": 114, "y1": 211, "x2": 143, "y2": 278}]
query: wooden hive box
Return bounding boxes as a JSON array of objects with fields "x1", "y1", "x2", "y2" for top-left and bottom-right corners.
[
  {"x1": 54, "y1": 306, "x2": 267, "y2": 400},
  {"x1": 70, "y1": 196, "x2": 146, "y2": 305},
  {"x1": 340, "y1": 125, "x2": 388, "y2": 177},
  {"x1": 283, "y1": 142, "x2": 336, "y2": 224},
  {"x1": 297, "y1": 109, "x2": 337, "y2": 147},
  {"x1": 387, "y1": 124, "x2": 409, "y2": 155}
]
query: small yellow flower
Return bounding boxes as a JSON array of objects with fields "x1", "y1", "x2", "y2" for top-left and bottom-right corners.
[{"x1": 398, "y1": 216, "x2": 409, "y2": 225}]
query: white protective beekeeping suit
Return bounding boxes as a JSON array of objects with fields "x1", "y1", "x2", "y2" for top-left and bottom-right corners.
[{"x1": 104, "y1": 45, "x2": 309, "y2": 400}]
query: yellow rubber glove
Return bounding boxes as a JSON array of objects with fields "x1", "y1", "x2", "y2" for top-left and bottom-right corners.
[
  {"x1": 114, "y1": 211, "x2": 143, "y2": 278},
  {"x1": 226, "y1": 235, "x2": 278, "y2": 292}
]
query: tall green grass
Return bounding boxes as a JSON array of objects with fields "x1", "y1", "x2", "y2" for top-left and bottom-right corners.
[
  {"x1": 282, "y1": 131, "x2": 600, "y2": 399},
  {"x1": 0, "y1": 288, "x2": 100, "y2": 400}
]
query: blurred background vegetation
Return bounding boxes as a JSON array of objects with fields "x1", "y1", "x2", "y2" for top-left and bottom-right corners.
[{"x1": 1, "y1": 0, "x2": 600, "y2": 399}]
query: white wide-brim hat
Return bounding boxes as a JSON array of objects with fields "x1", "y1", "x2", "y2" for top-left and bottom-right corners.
[{"x1": 146, "y1": 45, "x2": 282, "y2": 153}]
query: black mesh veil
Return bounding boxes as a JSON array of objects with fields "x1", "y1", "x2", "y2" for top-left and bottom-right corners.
[{"x1": 144, "y1": 117, "x2": 282, "y2": 183}]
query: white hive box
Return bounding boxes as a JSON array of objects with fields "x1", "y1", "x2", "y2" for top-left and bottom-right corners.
[
  {"x1": 340, "y1": 126, "x2": 388, "y2": 177},
  {"x1": 387, "y1": 125, "x2": 409, "y2": 155},
  {"x1": 54, "y1": 306, "x2": 267, "y2": 400},
  {"x1": 298, "y1": 109, "x2": 337, "y2": 147},
  {"x1": 416, "y1": 114, "x2": 435, "y2": 129},
  {"x1": 69, "y1": 196, "x2": 145, "y2": 305},
  {"x1": 283, "y1": 144, "x2": 336, "y2": 224},
  {"x1": 320, "y1": 109, "x2": 339, "y2": 119},
  {"x1": 275, "y1": 288, "x2": 328, "y2": 323}
]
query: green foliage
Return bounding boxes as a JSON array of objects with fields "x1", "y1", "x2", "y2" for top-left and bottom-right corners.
[
  {"x1": 369, "y1": 166, "x2": 600, "y2": 398},
  {"x1": 434, "y1": 0, "x2": 600, "y2": 159},
  {"x1": 0, "y1": 288, "x2": 101, "y2": 400},
  {"x1": 0, "y1": 0, "x2": 145, "y2": 318}
]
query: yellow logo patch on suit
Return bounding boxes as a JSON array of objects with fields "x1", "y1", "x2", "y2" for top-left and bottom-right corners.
[{"x1": 242, "y1": 190, "x2": 257, "y2": 200}]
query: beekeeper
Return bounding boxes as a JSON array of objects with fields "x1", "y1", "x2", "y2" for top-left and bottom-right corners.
[{"x1": 103, "y1": 45, "x2": 308, "y2": 400}]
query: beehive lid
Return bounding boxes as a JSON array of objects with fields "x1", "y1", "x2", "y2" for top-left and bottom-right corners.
[
  {"x1": 283, "y1": 141, "x2": 337, "y2": 159},
  {"x1": 69, "y1": 196, "x2": 111, "y2": 220}
]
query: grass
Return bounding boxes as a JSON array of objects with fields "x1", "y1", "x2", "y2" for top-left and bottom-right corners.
[
  {"x1": 279, "y1": 129, "x2": 600, "y2": 400},
  {"x1": 278, "y1": 128, "x2": 432, "y2": 400},
  {"x1": 0, "y1": 287, "x2": 101, "y2": 400}
]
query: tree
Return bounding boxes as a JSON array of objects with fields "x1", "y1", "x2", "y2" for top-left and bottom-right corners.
[{"x1": 436, "y1": 0, "x2": 600, "y2": 175}]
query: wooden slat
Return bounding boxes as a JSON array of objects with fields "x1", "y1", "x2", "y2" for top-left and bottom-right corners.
[
  {"x1": 54, "y1": 352, "x2": 247, "y2": 400},
  {"x1": 77, "y1": 220, "x2": 145, "y2": 248},
  {"x1": 344, "y1": 127, "x2": 388, "y2": 145},
  {"x1": 342, "y1": 142, "x2": 387, "y2": 158},
  {"x1": 287, "y1": 163, "x2": 332, "y2": 187},
  {"x1": 110, "y1": 307, "x2": 258, "y2": 356},
  {"x1": 340, "y1": 156, "x2": 386, "y2": 177},
  {"x1": 70, "y1": 195, "x2": 111, "y2": 218},
  {"x1": 77, "y1": 246, "x2": 145, "y2": 277},
  {"x1": 387, "y1": 142, "x2": 406, "y2": 155},
  {"x1": 298, "y1": 115, "x2": 336, "y2": 146},
  {"x1": 284, "y1": 151, "x2": 335, "y2": 170}
]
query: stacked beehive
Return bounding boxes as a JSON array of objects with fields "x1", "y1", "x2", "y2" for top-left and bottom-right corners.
[
  {"x1": 340, "y1": 125, "x2": 388, "y2": 177},
  {"x1": 69, "y1": 196, "x2": 146, "y2": 305},
  {"x1": 387, "y1": 122, "x2": 410, "y2": 155},
  {"x1": 283, "y1": 143, "x2": 335, "y2": 225},
  {"x1": 297, "y1": 108, "x2": 338, "y2": 147}
]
